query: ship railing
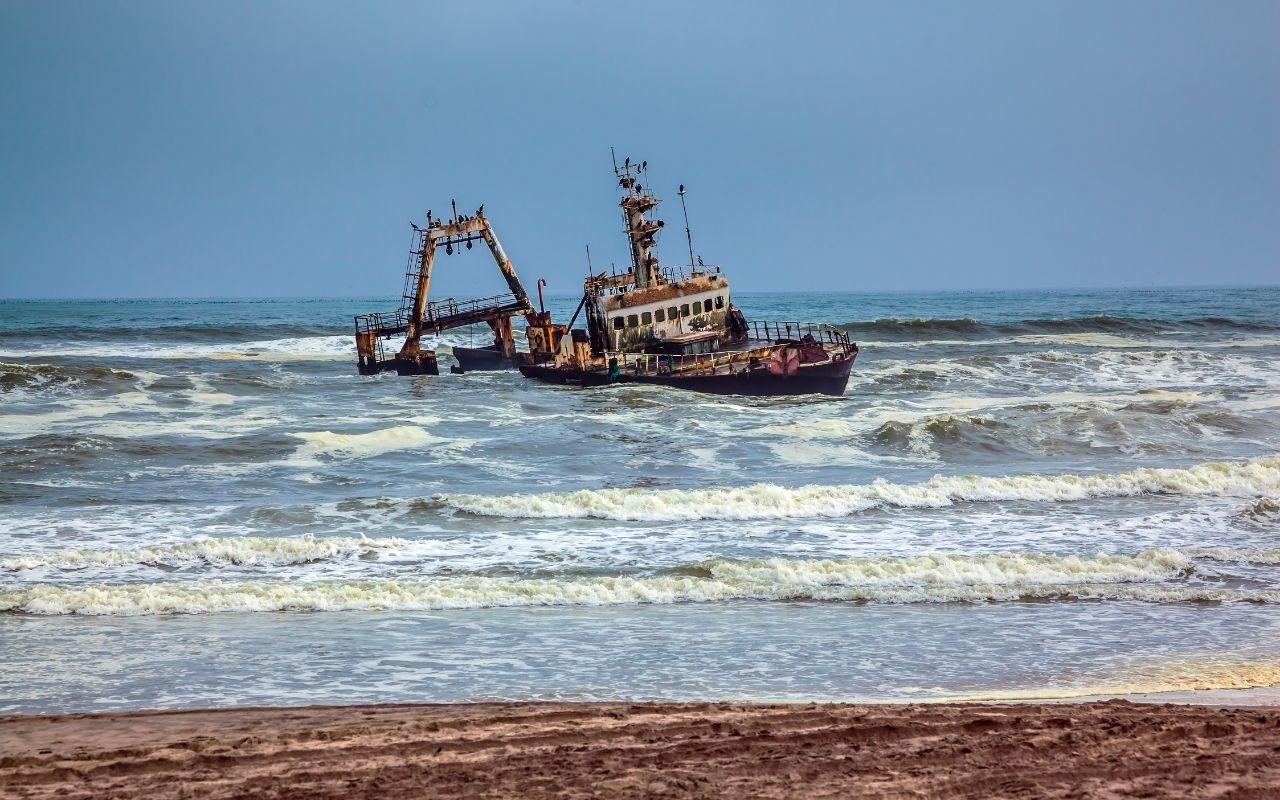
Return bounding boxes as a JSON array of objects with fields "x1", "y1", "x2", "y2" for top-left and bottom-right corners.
[
  {"x1": 355, "y1": 292, "x2": 526, "y2": 337},
  {"x1": 602, "y1": 322, "x2": 854, "y2": 378},
  {"x1": 354, "y1": 308, "x2": 411, "y2": 336},
  {"x1": 606, "y1": 346, "x2": 778, "y2": 377},
  {"x1": 656, "y1": 264, "x2": 722, "y2": 283},
  {"x1": 749, "y1": 320, "x2": 853, "y2": 347},
  {"x1": 422, "y1": 292, "x2": 521, "y2": 325},
  {"x1": 585, "y1": 265, "x2": 725, "y2": 294}
]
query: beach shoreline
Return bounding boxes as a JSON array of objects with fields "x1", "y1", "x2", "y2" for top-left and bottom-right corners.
[{"x1": 4, "y1": 697, "x2": 1278, "y2": 798}]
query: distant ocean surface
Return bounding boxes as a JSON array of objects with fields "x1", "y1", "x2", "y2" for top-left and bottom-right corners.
[{"x1": 3, "y1": 287, "x2": 1280, "y2": 713}]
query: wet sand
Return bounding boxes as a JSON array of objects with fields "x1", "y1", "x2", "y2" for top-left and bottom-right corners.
[{"x1": 2, "y1": 700, "x2": 1278, "y2": 798}]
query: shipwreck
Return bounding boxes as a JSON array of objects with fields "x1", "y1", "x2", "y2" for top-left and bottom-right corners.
[{"x1": 355, "y1": 157, "x2": 858, "y2": 396}]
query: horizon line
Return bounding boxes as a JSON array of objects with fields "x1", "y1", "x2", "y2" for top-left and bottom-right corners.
[{"x1": 3, "y1": 283, "x2": 1279, "y2": 303}]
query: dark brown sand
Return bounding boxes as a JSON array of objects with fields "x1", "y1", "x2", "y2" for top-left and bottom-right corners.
[{"x1": 2, "y1": 700, "x2": 1279, "y2": 798}]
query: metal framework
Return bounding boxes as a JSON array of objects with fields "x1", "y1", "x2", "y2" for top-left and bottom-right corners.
[{"x1": 354, "y1": 206, "x2": 536, "y2": 375}]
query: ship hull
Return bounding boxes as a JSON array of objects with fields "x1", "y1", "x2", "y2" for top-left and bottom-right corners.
[
  {"x1": 357, "y1": 353, "x2": 439, "y2": 376},
  {"x1": 519, "y1": 351, "x2": 856, "y2": 397},
  {"x1": 451, "y1": 345, "x2": 512, "y2": 373}
]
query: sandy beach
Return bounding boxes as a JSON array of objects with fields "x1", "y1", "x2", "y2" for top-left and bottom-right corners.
[{"x1": 2, "y1": 700, "x2": 1278, "y2": 798}]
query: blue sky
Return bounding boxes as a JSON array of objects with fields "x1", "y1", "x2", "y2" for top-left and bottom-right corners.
[{"x1": 1, "y1": 1, "x2": 1277, "y2": 298}]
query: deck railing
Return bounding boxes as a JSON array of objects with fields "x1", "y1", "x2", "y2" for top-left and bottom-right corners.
[
  {"x1": 355, "y1": 292, "x2": 526, "y2": 338},
  {"x1": 354, "y1": 308, "x2": 411, "y2": 336},
  {"x1": 599, "y1": 322, "x2": 856, "y2": 378},
  {"x1": 748, "y1": 320, "x2": 852, "y2": 347},
  {"x1": 422, "y1": 292, "x2": 522, "y2": 326},
  {"x1": 605, "y1": 346, "x2": 776, "y2": 377}
]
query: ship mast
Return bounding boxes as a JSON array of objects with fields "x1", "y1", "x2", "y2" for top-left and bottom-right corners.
[{"x1": 613, "y1": 151, "x2": 664, "y2": 289}]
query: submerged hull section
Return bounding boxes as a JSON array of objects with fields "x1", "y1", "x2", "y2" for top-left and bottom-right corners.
[
  {"x1": 519, "y1": 350, "x2": 856, "y2": 397},
  {"x1": 357, "y1": 352, "x2": 440, "y2": 376},
  {"x1": 451, "y1": 345, "x2": 513, "y2": 372}
]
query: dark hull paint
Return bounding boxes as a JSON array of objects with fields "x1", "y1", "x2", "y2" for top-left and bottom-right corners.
[
  {"x1": 357, "y1": 354, "x2": 440, "y2": 376},
  {"x1": 451, "y1": 345, "x2": 513, "y2": 372},
  {"x1": 519, "y1": 352, "x2": 857, "y2": 397}
]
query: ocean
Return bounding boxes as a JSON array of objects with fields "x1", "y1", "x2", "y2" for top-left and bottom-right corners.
[{"x1": 2, "y1": 287, "x2": 1279, "y2": 713}]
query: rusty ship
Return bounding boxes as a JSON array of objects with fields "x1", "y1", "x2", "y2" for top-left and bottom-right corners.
[
  {"x1": 354, "y1": 158, "x2": 858, "y2": 396},
  {"x1": 515, "y1": 157, "x2": 858, "y2": 396}
]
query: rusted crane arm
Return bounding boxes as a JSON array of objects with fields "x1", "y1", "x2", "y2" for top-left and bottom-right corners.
[
  {"x1": 479, "y1": 222, "x2": 534, "y2": 315},
  {"x1": 402, "y1": 237, "x2": 437, "y2": 352}
]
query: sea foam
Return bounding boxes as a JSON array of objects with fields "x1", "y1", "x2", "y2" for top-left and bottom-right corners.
[
  {"x1": 0, "y1": 335, "x2": 356, "y2": 361},
  {"x1": 2, "y1": 548, "x2": 1267, "y2": 616},
  {"x1": 440, "y1": 456, "x2": 1280, "y2": 521},
  {"x1": 939, "y1": 660, "x2": 1280, "y2": 702},
  {"x1": 1, "y1": 534, "x2": 405, "y2": 571},
  {"x1": 286, "y1": 426, "x2": 454, "y2": 464}
]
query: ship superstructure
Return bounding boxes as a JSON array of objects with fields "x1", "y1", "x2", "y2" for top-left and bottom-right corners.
[{"x1": 518, "y1": 157, "x2": 858, "y2": 396}]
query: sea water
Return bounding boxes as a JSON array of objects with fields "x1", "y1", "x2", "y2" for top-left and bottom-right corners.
[{"x1": 2, "y1": 287, "x2": 1279, "y2": 712}]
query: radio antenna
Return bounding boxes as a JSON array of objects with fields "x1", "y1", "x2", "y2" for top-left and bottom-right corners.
[{"x1": 678, "y1": 184, "x2": 696, "y2": 269}]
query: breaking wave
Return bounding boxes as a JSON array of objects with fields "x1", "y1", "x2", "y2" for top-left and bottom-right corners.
[
  {"x1": 688, "y1": 549, "x2": 1194, "y2": 584},
  {"x1": 838, "y1": 316, "x2": 1279, "y2": 339},
  {"x1": 0, "y1": 362, "x2": 140, "y2": 394},
  {"x1": 286, "y1": 426, "x2": 457, "y2": 464},
  {"x1": 0, "y1": 335, "x2": 354, "y2": 361},
  {"x1": 1184, "y1": 547, "x2": 1280, "y2": 566},
  {"x1": 441, "y1": 456, "x2": 1280, "y2": 521},
  {"x1": 1, "y1": 534, "x2": 404, "y2": 572},
  {"x1": 859, "y1": 348, "x2": 1280, "y2": 393},
  {"x1": 868, "y1": 403, "x2": 1267, "y2": 459},
  {"x1": 0, "y1": 322, "x2": 343, "y2": 344},
  {"x1": 1242, "y1": 497, "x2": 1280, "y2": 519},
  {"x1": 5, "y1": 548, "x2": 1274, "y2": 616},
  {"x1": 873, "y1": 414, "x2": 1005, "y2": 455}
]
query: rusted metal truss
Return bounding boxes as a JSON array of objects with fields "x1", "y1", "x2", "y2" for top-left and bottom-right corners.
[{"x1": 354, "y1": 206, "x2": 537, "y2": 376}]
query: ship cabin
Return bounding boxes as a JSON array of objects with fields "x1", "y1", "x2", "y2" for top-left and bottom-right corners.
[
  {"x1": 594, "y1": 272, "x2": 736, "y2": 353},
  {"x1": 655, "y1": 330, "x2": 721, "y2": 356}
]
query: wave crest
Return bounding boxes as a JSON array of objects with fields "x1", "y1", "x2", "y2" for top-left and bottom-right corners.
[
  {"x1": 1, "y1": 535, "x2": 404, "y2": 571},
  {"x1": 838, "y1": 315, "x2": 1279, "y2": 340},
  {"x1": 441, "y1": 457, "x2": 1280, "y2": 521},
  {"x1": 3, "y1": 548, "x2": 1266, "y2": 616},
  {"x1": 0, "y1": 362, "x2": 139, "y2": 394},
  {"x1": 287, "y1": 426, "x2": 457, "y2": 464}
]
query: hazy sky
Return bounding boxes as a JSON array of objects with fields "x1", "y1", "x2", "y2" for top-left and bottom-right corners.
[{"x1": 1, "y1": 1, "x2": 1277, "y2": 299}]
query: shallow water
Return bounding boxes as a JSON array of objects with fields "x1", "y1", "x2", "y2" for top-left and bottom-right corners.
[{"x1": 2, "y1": 288, "x2": 1279, "y2": 713}]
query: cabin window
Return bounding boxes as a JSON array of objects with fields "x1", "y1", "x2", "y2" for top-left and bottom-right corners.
[
  {"x1": 612, "y1": 317, "x2": 624, "y2": 330},
  {"x1": 641, "y1": 311, "x2": 652, "y2": 325},
  {"x1": 680, "y1": 304, "x2": 690, "y2": 316},
  {"x1": 693, "y1": 301, "x2": 703, "y2": 315},
  {"x1": 655, "y1": 308, "x2": 666, "y2": 323},
  {"x1": 627, "y1": 314, "x2": 639, "y2": 328},
  {"x1": 668, "y1": 306, "x2": 678, "y2": 319},
  {"x1": 715, "y1": 295, "x2": 725, "y2": 309}
]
